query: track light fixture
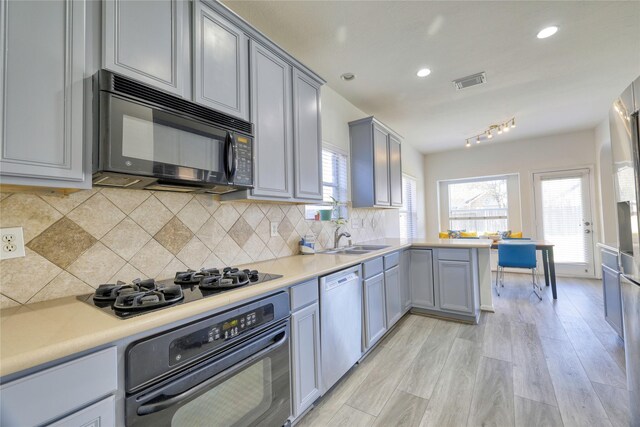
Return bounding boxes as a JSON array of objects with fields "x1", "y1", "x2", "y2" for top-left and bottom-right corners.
[{"x1": 464, "y1": 117, "x2": 516, "y2": 148}]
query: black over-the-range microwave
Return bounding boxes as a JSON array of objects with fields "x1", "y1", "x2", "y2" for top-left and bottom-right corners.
[{"x1": 92, "y1": 70, "x2": 254, "y2": 194}]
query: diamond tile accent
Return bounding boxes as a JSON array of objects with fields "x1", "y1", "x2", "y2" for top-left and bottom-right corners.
[
  {"x1": 0, "y1": 248, "x2": 61, "y2": 303},
  {"x1": 215, "y1": 204, "x2": 240, "y2": 231},
  {"x1": 101, "y1": 188, "x2": 151, "y2": 215},
  {"x1": 26, "y1": 218, "x2": 96, "y2": 268},
  {"x1": 155, "y1": 192, "x2": 193, "y2": 215},
  {"x1": 177, "y1": 199, "x2": 209, "y2": 233},
  {"x1": 228, "y1": 217, "x2": 254, "y2": 247},
  {"x1": 278, "y1": 217, "x2": 294, "y2": 239},
  {"x1": 129, "y1": 239, "x2": 174, "y2": 277},
  {"x1": 29, "y1": 271, "x2": 94, "y2": 303},
  {"x1": 197, "y1": 217, "x2": 226, "y2": 251},
  {"x1": 67, "y1": 193, "x2": 126, "y2": 239},
  {"x1": 241, "y1": 204, "x2": 265, "y2": 229},
  {"x1": 154, "y1": 217, "x2": 193, "y2": 255},
  {"x1": 214, "y1": 234, "x2": 242, "y2": 265},
  {"x1": 129, "y1": 195, "x2": 174, "y2": 235},
  {"x1": 101, "y1": 218, "x2": 152, "y2": 260},
  {"x1": 0, "y1": 194, "x2": 63, "y2": 243},
  {"x1": 177, "y1": 237, "x2": 211, "y2": 269},
  {"x1": 195, "y1": 194, "x2": 220, "y2": 214},
  {"x1": 242, "y1": 234, "x2": 266, "y2": 261},
  {"x1": 286, "y1": 206, "x2": 303, "y2": 225},
  {"x1": 40, "y1": 190, "x2": 97, "y2": 215},
  {"x1": 67, "y1": 242, "x2": 126, "y2": 288}
]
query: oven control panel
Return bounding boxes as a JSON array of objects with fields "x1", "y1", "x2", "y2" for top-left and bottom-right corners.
[{"x1": 169, "y1": 304, "x2": 274, "y2": 365}]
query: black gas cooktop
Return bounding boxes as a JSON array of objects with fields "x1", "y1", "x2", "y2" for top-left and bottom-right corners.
[{"x1": 78, "y1": 267, "x2": 283, "y2": 319}]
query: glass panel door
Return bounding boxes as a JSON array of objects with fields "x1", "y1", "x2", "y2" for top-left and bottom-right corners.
[{"x1": 534, "y1": 169, "x2": 596, "y2": 276}]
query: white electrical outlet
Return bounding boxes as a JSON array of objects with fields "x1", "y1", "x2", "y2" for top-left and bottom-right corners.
[
  {"x1": 1, "y1": 227, "x2": 26, "y2": 260},
  {"x1": 270, "y1": 222, "x2": 279, "y2": 237}
]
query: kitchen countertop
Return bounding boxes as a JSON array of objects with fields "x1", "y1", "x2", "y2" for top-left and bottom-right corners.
[{"x1": 0, "y1": 238, "x2": 492, "y2": 378}]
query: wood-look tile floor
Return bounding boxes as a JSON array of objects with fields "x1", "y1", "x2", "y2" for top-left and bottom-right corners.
[{"x1": 296, "y1": 273, "x2": 630, "y2": 427}]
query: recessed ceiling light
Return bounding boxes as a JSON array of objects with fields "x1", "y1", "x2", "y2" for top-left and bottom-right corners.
[
  {"x1": 537, "y1": 26, "x2": 558, "y2": 39},
  {"x1": 417, "y1": 68, "x2": 431, "y2": 78},
  {"x1": 340, "y1": 73, "x2": 356, "y2": 81}
]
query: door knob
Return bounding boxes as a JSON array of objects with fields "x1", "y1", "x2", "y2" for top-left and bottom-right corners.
[
  {"x1": 585, "y1": 229, "x2": 591, "y2": 234},
  {"x1": 584, "y1": 221, "x2": 591, "y2": 226}
]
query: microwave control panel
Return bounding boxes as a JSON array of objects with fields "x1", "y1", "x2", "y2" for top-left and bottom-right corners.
[
  {"x1": 233, "y1": 135, "x2": 253, "y2": 186},
  {"x1": 168, "y1": 303, "x2": 274, "y2": 365}
]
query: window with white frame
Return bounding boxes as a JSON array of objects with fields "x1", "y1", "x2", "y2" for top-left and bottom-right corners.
[
  {"x1": 400, "y1": 175, "x2": 418, "y2": 238},
  {"x1": 305, "y1": 146, "x2": 348, "y2": 220},
  {"x1": 444, "y1": 177, "x2": 509, "y2": 234}
]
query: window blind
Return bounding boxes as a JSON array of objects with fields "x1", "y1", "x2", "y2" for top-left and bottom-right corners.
[
  {"x1": 400, "y1": 175, "x2": 418, "y2": 238},
  {"x1": 305, "y1": 146, "x2": 348, "y2": 220}
]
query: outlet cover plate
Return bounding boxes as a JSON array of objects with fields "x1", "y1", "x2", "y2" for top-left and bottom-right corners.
[
  {"x1": 0, "y1": 227, "x2": 26, "y2": 260},
  {"x1": 270, "y1": 222, "x2": 279, "y2": 237}
]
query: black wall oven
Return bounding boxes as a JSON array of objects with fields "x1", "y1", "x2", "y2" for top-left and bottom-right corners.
[
  {"x1": 93, "y1": 70, "x2": 254, "y2": 194},
  {"x1": 125, "y1": 292, "x2": 291, "y2": 427}
]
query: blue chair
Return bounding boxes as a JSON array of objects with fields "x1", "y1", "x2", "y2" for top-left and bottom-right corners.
[{"x1": 496, "y1": 241, "x2": 542, "y2": 300}]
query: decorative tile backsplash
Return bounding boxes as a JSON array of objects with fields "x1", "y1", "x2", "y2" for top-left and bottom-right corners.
[{"x1": 0, "y1": 189, "x2": 386, "y2": 307}]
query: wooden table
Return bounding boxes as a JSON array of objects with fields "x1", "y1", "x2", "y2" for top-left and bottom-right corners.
[{"x1": 491, "y1": 240, "x2": 557, "y2": 299}]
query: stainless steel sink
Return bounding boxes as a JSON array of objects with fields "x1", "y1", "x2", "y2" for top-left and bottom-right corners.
[{"x1": 318, "y1": 245, "x2": 389, "y2": 255}]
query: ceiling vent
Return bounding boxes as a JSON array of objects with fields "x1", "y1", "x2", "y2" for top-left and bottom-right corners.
[{"x1": 452, "y1": 72, "x2": 487, "y2": 90}]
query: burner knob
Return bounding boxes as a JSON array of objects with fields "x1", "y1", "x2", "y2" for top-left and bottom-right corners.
[{"x1": 223, "y1": 267, "x2": 232, "y2": 273}]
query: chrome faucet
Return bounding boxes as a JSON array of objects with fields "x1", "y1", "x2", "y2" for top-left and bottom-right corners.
[{"x1": 334, "y1": 226, "x2": 351, "y2": 249}]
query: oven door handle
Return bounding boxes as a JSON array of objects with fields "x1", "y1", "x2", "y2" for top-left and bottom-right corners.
[{"x1": 137, "y1": 327, "x2": 288, "y2": 416}]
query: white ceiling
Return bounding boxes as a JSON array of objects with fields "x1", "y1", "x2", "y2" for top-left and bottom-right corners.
[{"x1": 223, "y1": 1, "x2": 640, "y2": 153}]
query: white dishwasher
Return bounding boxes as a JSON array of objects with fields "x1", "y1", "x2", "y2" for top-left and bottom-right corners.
[{"x1": 319, "y1": 265, "x2": 363, "y2": 394}]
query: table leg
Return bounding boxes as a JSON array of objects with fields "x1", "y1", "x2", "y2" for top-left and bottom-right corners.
[
  {"x1": 542, "y1": 249, "x2": 550, "y2": 287},
  {"x1": 548, "y1": 247, "x2": 557, "y2": 299}
]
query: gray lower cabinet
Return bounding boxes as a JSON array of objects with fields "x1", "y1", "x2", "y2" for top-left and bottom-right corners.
[
  {"x1": 437, "y1": 259, "x2": 474, "y2": 314},
  {"x1": 603, "y1": 264, "x2": 623, "y2": 337},
  {"x1": 103, "y1": 0, "x2": 186, "y2": 97},
  {"x1": 291, "y1": 301, "x2": 322, "y2": 418},
  {"x1": 389, "y1": 134, "x2": 403, "y2": 207},
  {"x1": 363, "y1": 272, "x2": 387, "y2": 350},
  {"x1": 292, "y1": 69, "x2": 323, "y2": 201},
  {"x1": 193, "y1": 0, "x2": 249, "y2": 120},
  {"x1": 400, "y1": 250, "x2": 412, "y2": 312},
  {"x1": 384, "y1": 265, "x2": 402, "y2": 327},
  {"x1": 0, "y1": 0, "x2": 89, "y2": 189},
  {"x1": 49, "y1": 396, "x2": 115, "y2": 427},
  {"x1": 249, "y1": 41, "x2": 293, "y2": 199},
  {"x1": 410, "y1": 249, "x2": 435, "y2": 309}
]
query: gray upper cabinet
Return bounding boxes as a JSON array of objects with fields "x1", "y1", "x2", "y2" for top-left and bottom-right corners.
[
  {"x1": 389, "y1": 134, "x2": 403, "y2": 207},
  {"x1": 410, "y1": 249, "x2": 435, "y2": 309},
  {"x1": 437, "y1": 259, "x2": 473, "y2": 314},
  {"x1": 103, "y1": 0, "x2": 186, "y2": 96},
  {"x1": 193, "y1": 0, "x2": 248, "y2": 120},
  {"x1": 0, "y1": 0, "x2": 89, "y2": 189},
  {"x1": 293, "y1": 69, "x2": 323, "y2": 201},
  {"x1": 249, "y1": 41, "x2": 293, "y2": 199},
  {"x1": 349, "y1": 116, "x2": 403, "y2": 208}
]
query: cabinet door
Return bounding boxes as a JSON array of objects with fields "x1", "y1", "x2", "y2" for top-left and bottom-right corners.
[
  {"x1": 389, "y1": 134, "x2": 403, "y2": 207},
  {"x1": 291, "y1": 302, "x2": 322, "y2": 418},
  {"x1": 437, "y1": 260, "x2": 473, "y2": 314},
  {"x1": 103, "y1": 0, "x2": 185, "y2": 96},
  {"x1": 49, "y1": 396, "x2": 115, "y2": 427},
  {"x1": 193, "y1": 1, "x2": 249, "y2": 119},
  {"x1": 385, "y1": 266, "x2": 402, "y2": 327},
  {"x1": 400, "y1": 250, "x2": 411, "y2": 311},
  {"x1": 250, "y1": 41, "x2": 293, "y2": 199},
  {"x1": 0, "y1": 0, "x2": 86, "y2": 186},
  {"x1": 363, "y1": 272, "x2": 387, "y2": 349},
  {"x1": 602, "y1": 265, "x2": 623, "y2": 337},
  {"x1": 410, "y1": 249, "x2": 435, "y2": 309},
  {"x1": 373, "y1": 124, "x2": 390, "y2": 206},
  {"x1": 293, "y1": 69, "x2": 323, "y2": 201}
]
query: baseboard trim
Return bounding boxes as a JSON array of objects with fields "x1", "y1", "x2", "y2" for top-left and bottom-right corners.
[{"x1": 480, "y1": 304, "x2": 495, "y2": 312}]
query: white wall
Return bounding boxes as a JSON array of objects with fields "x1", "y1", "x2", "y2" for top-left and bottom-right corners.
[
  {"x1": 321, "y1": 85, "x2": 426, "y2": 239},
  {"x1": 423, "y1": 129, "x2": 601, "y2": 244},
  {"x1": 595, "y1": 118, "x2": 617, "y2": 246}
]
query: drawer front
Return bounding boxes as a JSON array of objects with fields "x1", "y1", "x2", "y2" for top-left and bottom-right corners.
[
  {"x1": 0, "y1": 347, "x2": 117, "y2": 427},
  {"x1": 437, "y1": 248, "x2": 471, "y2": 262},
  {"x1": 601, "y1": 249, "x2": 619, "y2": 271},
  {"x1": 384, "y1": 252, "x2": 400, "y2": 270},
  {"x1": 49, "y1": 395, "x2": 115, "y2": 427},
  {"x1": 363, "y1": 257, "x2": 384, "y2": 279},
  {"x1": 290, "y1": 278, "x2": 319, "y2": 311}
]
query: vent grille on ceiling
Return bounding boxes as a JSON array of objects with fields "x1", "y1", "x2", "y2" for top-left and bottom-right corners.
[{"x1": 452, "y1": 72, "x2": 487, "y2": 90}]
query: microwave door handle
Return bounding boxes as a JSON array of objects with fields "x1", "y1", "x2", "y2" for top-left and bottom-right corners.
[
  {"x1": 229, "y1": 136, "x2": 237, "y2": 180},
  {"x1": 136, "y1": 327, "x2": 288, "y2": 416}
]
